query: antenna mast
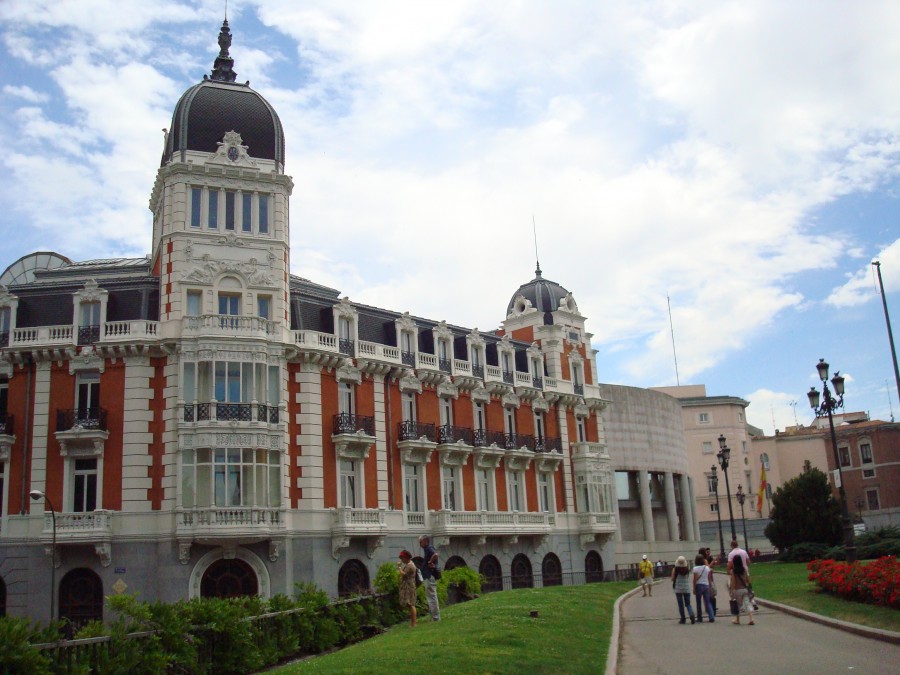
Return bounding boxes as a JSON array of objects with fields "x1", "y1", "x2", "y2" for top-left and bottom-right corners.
[
  {"x1": 872, "y1": 260, "x2": 900, "y2": 415},
  {"x1": 667, "y1": 294, "x2": 680, "y2": 386},
  {"x1": 532, "y1": 214, "x2": 541, "y2": 276}
]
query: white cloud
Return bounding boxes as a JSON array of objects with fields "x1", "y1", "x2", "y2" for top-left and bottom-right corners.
[
  {"x1": 826, "y1": 237, "x2": 900, "y2": 307},
  {"x1": 2, "y1": 85, "x2": 49, "y2": 103},
  {"x1": 745, "y1": 388, "x2": 807, "y2": 436}
]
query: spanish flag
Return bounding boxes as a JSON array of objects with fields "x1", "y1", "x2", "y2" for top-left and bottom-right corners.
[{"x1": 757, "y1": 462, "x2": 767, "y2": 514}]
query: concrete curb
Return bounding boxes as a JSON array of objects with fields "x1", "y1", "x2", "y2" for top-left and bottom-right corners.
[
  {"x1": 605, "y1": 582, "x2": 652, "y2": 675},
  {"x1": 756, "y1": 597, "x2": 900, "y2": 645}
]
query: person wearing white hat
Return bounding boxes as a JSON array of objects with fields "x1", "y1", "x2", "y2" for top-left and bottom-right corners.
[
  {"x1": 638, "y1": 554, "x2": 654, "y2": 596},
  {"x1": 671, "y1": 556, "x2": 696, "y2": 624}
]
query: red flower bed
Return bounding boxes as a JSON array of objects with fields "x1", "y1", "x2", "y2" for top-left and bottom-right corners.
[{"x1": 808, "y1": 556, "x2": 900, "y2": 609}]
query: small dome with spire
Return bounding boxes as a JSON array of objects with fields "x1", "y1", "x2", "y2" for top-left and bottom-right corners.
[
  {"x1": 161, "y1": 20, "x2": 285, "y2": 169},
  {"x1": 506, "y1": 263, "x2": 574, "y2": 324}
]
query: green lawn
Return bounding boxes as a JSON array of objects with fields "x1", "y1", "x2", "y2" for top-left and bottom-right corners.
[
  {"x1": 747, "y1": 561, "x2": 900, "y2": 632},
  {"x1": 272, "y1": 581, "x2": 633, "y2": 674}
]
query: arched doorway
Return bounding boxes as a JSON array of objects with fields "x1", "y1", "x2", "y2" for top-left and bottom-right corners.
[
  {"x1": 59, "y1": 568, "x2": 103, "y2": 628},
  {"x1": 541, "y1": 553, "x2": 562, "y2": 587},
  {"x1": 201, "y1": 558, "x2": 258, "y2": 598},
  {"x1": 511, "y1": 553, "x2": 533, "y2": 589},
  {"x1": 338, "y1": 559, "x2": 370, "y2": 597},
  {"x1": 479, "y1": 555, "x2": 502, "y2": 593},
  {"x1": 445, "y1": 555, "x2": 467, "y2": 570},
  {"x1": 585, "y1": 550, "x2": 603, "y2": 583}
]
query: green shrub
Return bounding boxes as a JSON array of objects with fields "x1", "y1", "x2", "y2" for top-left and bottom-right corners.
[
  {"x1": 441, "y1": 566, "x2": 483, "y2": 598},
  {"x1": 779, "y1": 542, "x2": 829, "y2": 562},
  {"x1": 0, "y1": 616, "x2": 53, "y2": 675},
  {"x1": 856, "y1": 526, "x2": 900, "y2": 546}
]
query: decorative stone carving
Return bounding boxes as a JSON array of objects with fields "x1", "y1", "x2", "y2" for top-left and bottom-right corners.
[
  {"x1": 334, "y1": 297, "x2": 357, "y2": 320},
  {"x1": 395, "y1": 311, "x2": 417, "y2": 334},
  {"x1": 367, "y1": 535, "x2": 385, "y2": 559},
  {"x1": 501, "y1": 392, "x2": 521, "y2": 409},
  {"x1": 208, "y1": 130, "x2": 258, "y2": 167},
  {"x1": 436, "y1": 381, "x2": 458, "y2": 400},
  {"x1": 507, "y1": 294, "x2": 535, "y2": 318},
  {"x1": 269, "y1": 540, "x2": 281, "y2": 562},
  {"x1": 0, "y1": 284, "x2": 17, "y2": 307},
  {"x1": 468, "y1": 535, "x2": 487, "y2": 556},
  {"x1": 532, "y1": 396, "x2": 550, "y2": 413},
  {"x1": 78, "y1": 279, "x2": 104, "y2": 303},
  {"x1": 215, "y1": 433, "x2": 253, "y2": 446},
  {"x1": 68, "y1": 345, "x2": 105, "y2": 374},
  {"x1": 222, "y1": 544, "x2": 238, "y2": 560},
  {"x1": 432, "y1": 320, "x2": 453, "y2": 342},
  {"x1": 331, "y1": 535, "x2": 350, "y2": 560},
  {"x1": 336, "y1": 363, "x2": 363, "y2": 385},
  {"x1": 573, "y1": 403, "x2": 590, "y2": 418},
  {"x1": 466, "y1": 327, "x2": 485, "y2": 349},
  {"x1": 398, "y1": 372, "x2": 423, "y2": 394},
  {"x1": 333, "y1": 430, "x2": 376, "y2": 461},
  {"x1": 471, "y1": 386, "x2": 491, "y2": 403},
  {"x1": 95, "y1": 543, "x2": 112, "y2": 567},
  {"x1": 182, "y1": 254, "x2": 274, "y2": 286},
  {"x1": 216, "y1": 232, "x2": 246, "y2": 247},
  {"x1": 501, "y1": 535, "x2": 519, "y2": 553},
  {"x1": 559, "y1": 292, "x2": 580, "y2": 314},
  {"x1": 179, "y1": 541, "x2": 192, "y2": 564}
]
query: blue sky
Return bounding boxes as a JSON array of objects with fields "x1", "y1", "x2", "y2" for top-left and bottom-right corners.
[{"x1": 1, "y1": 0, "x2": 898, "y2": 434}]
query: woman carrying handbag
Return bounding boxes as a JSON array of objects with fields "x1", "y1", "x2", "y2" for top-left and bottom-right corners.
[{"x1": 729, "y1": 550, "x2": 755, "y2": 625}]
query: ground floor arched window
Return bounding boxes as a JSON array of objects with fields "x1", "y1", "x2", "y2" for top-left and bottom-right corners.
[
  {"x1": 59, "y1": 568, "x2": 103, "y2": 628},
  {"x1": 201, "y1": 558, "x2": 258, "y2": 599},
  {"x1": 444, "y1": 555, "x2": 467, "y2": 570},
  {"x1": 479, "y1": 555, "x2": 502, "y2": 593},
  {"x1": 585, "y1": 550, "x2": 603, "y2": 583},
  {"x1": 541, "y1": 552, "x2": 562, "y2": 586},
  {"x1": 338, "y1": 559, "x2": 370, "y2": 597},
  {"x1": 511, "y1": 553, "x2": 533, "y2": 589}
]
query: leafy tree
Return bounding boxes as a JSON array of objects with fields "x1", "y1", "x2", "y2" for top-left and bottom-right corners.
[{"x1": 765, "y1": 467, "x2": 842, "y2": 550}]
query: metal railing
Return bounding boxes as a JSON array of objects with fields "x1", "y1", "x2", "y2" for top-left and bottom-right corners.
[
  {"x1": 0, "y1": 413, "x2": 13, "y2": 435},
  {"x1": 398, "y1": 420, "x2": 436, "y2": 442},
  {"x1": 56, "y1": 408, "x2": 107, "y2": 432},
  {"x1": 257, "y1": 403, "x2": 279, "y2": 423},
  {"x1": 533, "y1": 376, "x2": 544, "y2": 389},
  {"x1": 182, "y1": 403, "x2": 279, "y2": 423},
  {"x1": 574, "y1": 383, "x2": 584, "y2": 396},
  {"x1": 534, "y1": 435, "x2": 562, "y2": 453},
  {"x1": 338, "y1": 338, "x2": 355, "y2": 356},
  {"x1": 77, "y1": 324, "x2": 100, "y2": 345},
  {"x1": 438, "y1": 358, "x2": 452, "y2": 373},
  {"x1": 438, "y1": 424, "x2": 473, "y2": 445},
  {"x1": 502, "y1": 370, "x2": 514, "y2": 384},
  {"x1": 472, "y1": 364, "x2": 484, "y2": 379},
  {"x1": 216, "y1": 403, "x2": 252, "y2": 422},
  {"x1": 472, "y1": 428, "x2": 489, "y2": 447},
  {"x1": 401, "y1": 350, "x2": 416, "y2": 366},
  {"x1": 333, "y1": 412, "x2": 375, "y2": 436}
]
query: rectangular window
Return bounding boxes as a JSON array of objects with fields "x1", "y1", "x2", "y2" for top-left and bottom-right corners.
[
  {"x1": 508, "y1": 471, "x2": 522, "y2": 511},
  {"x1": 208, "y1": 190, "x2": 218, "y2": 228},
  {"x1": 742, "y1": 440, "x2": 748, "y2": 453},
  {"x1": 442, "y1": 465, "x2": 457, "y2": 510},
  {"x1": 73, "y1": 458, "x2": 98, "y2": 512},
  {"x1": 76, "y1": 372, "x2": 100, "y2": 420},
  {"x1": 440, "y1": 398, "x2": 452, "y2": 426},
  {"x1": 258, "y1": 194, "x2": 269, "y2": 233},
  {"x1": 404, "y1": 463, "x2": 421, "y2": 512},
  {"x1": 538, "y1": 472, "x2": 552, "y2": 513},
  {"x1": 402, "y1": 392, "x2": 416, "y2": 422},
  {"x1": 191, "y1": 188, "x2": 202, "y2": 227},
  {"x1": 710, "y1": 503, "x2": 719, "y2": 513},
  {"x1": 839, "y1": 446, "x2": 851, "y2": 468},
  {"x1": 242, "y1": 193, "x2": 252, "y2": 232},
  {"x1": 702, "y1": 441, "x2": 713, "y2": 454},
  {"x1": 471, "y1": 347, "x2": 481, "y2": 367},
  {"x1": 698, "y1": 412, "x2": 710, "y2": 424},
  {"x1": 534, "y1": 411, "x2": 545, "y2": 442},
  {"x1": 476, "y1": 468, "x2": 493, "y2": 511},
  {"x1": 866, "y1": 488, "x2": 880, "y2": 511},
  {"x1": 186, "y1": 291, "x2": 202, "y2": 317},
  {"x1": 182, "y1": 447, "x2": 279, "y2": 508},
  {"x1": 504, "y1": 408, "x2": 516, "y2": 435},
  {"x1": 863, "y1": 468, "x2": 876, "y2": 479},
  {"x1": 474, "y1": 402, "x2": 486, "y2": 431},
  {"x1": 338, "y1": 382, "x2": 354, "y2": 415},
  {"x1": 860, "y1": 443, "x2": 873, "y2": 465},
  {"x1": 257, "y1": 296, "x2": 271, "y2": 320},
  {"x1": 225, "y1": 191, "x2": 235, "y2": 230},
  {"x1": 219, "y1": 294, "x2": 240, "y2": 316},
  {"x1": 706, "y1": 473, "x2": 716, "y2": 495},
  {"x1": 80, "y1": 302, "x2": 100, "y2": 327},
  {"x1": 213, "y1": 361, "x2": 253, "y2": 403},
  {"x1": 340, "y1": 460, "x2": 357, "y2": 507},
  {"x1": 576, "y1": 417, "x2": 586, "y2": 443}
]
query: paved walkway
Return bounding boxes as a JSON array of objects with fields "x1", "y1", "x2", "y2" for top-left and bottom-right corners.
[{"x1": 617, "y1": 583, "x2": 900, "y2": 674}]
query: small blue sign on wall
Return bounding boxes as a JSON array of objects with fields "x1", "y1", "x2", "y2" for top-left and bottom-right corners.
[{"x1": 115, "y1": 567, "x2": 126, "y2": 574}]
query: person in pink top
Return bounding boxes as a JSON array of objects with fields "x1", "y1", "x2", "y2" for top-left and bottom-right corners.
[{"x1": 727, "y1": 540, "x2": 750, "y2": 574}]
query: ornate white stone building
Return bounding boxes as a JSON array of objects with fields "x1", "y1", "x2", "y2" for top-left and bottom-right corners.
[{"x1": 0, "y1": 21, "x2": 648, "y2": 625}]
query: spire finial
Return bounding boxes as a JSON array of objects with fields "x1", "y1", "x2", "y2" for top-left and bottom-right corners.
[
  {"x1": 533, "y1": 214, "x2": 542, "y2": 277},
  {"x1": 210, "y1": 18, "x2": 238, "y2": 82}
]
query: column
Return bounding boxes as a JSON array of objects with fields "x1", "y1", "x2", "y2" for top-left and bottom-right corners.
[
  {"x1": 296, "y1": 363, "x2": 324, "y2": 509},
  {"x1": 373, "y1": 373, "x2": 388, "y2": 507},
  {"x1": 663, "y1": 471, "x2": 679, "y2": 541},
  {"x1": 680, "y1": 473, "x2": 696, "y2": 542},
  {"x1": 688, "y1": 476, "x2": 701, "y2": 541},
  {"x1": 638, "y1": 469, "x2": 655, "y2": 542}
]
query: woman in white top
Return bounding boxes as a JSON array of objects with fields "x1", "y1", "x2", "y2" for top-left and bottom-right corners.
[{"x1": 692, "y1": 554, "x2": 716, "y2": 622}]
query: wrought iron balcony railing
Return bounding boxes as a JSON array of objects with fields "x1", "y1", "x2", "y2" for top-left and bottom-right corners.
[
  {"x1": 438, "y1": 424, "x2": 473, "y2": 445},
  {"x1": 488, "y1": 430, "x2": 519, "y2": 449},
  {"x1": 472, "y1": 428, "x2": 489, "y2": 447},
  {"x1": 338, "y1": 338, "x2": 356, "y2": 356},
  {"x1": 574, "y1": 383, "x2": 584, "y2": 396},
  {"x1": 257, "y1": 404, "x2": 279, "y2": 424},
  {"x1": 216, "y1": 403, "x2": 252, "y2": 422},
  {"x1": 401, "y1": 350, "x2": 416, "y2": 367},
  {"x1": 534, "y1": 435, "x2": 563, "y2": 453},
  {"x1": 398, "y1": 420, "x2": 436, "y2": 442},
  {"x1": 0, "y1": 331, "x2": 8, "y2": 347},
  {"x1": 77, "y1": 324, "x2": 100, "y2": 346},
  {"x1": 517, "y1": 434, "x2": 535, "y2": 450},
  {"x1": 182, "y1": 403, "x2": 278, "y2": 423},
  {"x1": 533, "y1": 376, "x2": 544, "y2": 389},
  {"x1": 333, "y1": 412, "x2": 376, "y2": 436},
  {"x1": 57, "y1": 408, "x2": 107, "y2": 432},
  {"x1": 0, "y1": 413, "x2": 13, "y2": 435},
  {"x1": 502, "y1": 370, "x2": 514, "y2": 384},
  {"x1": 438, "y1": 358, "x2": 452, "y2": 373},
  {"x1": 472, "y1": 364, "x2": 484, "y2": 379}
]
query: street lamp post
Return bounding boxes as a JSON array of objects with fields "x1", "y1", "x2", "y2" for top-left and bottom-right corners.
[
  {"x1": 29, "y1": 489, "x2": 57, "y2": 623},
  {"x1": 735, "y1": 484, "x2": 749, "y2": 552},
  {"x1": 711, "y1": 465, "x2": 725, "y2": 561},
  {"x1": 807, "y1": 358, "x2": 857, "y2": 564},
  {"x1": 717, "y1": 435, "x2": 738, "y2": 544}
]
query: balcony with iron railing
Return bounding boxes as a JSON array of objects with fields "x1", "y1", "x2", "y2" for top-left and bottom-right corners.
[
  {"x1": 438, "y1": 358, "x2": 452, "y2": 373},
  {"x1": 401, "y1": 350, "x2": 416, "y2": 366},
  {"x1": 333, "y1": 412, "x2": 376, "y2": 436},
  {"x1": 472, "y1": 428, "x2": 489, "y2": 447},
  {"x1": 338, "y1": 338, "x2": 355, "y2": 356},
  {"x1": 182, "y1": 402, "x2": 279, "y2": 424},
  {"x1": 438, "y1": 424, "x2": 473, "y2": 445},
  {"x1": 332, "y1": 412, "x2": 377, "y2": 461},
  {"x1": 77, "y1": 324, "x2": 101, "y2": 345},
  {"x1": 56, "y1": 408, "x2": 108, "y2": 432},
  {"x1": 176, "y1": 506, "x2": 285, "y2": 544},
  {"x1": 398, "y1": 420, "x2": 436, "y2": 442}
]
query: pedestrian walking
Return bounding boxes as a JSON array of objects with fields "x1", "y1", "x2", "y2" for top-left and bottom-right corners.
[
  {"x1": 671, "y1": 556, "x2": 695, "y2": 624},
  {"x1": 418, "y1": 535, "x2": 441, "y2": 621},
  {"x1": 397, "y1": 550, "x2": 417, "y2": 627},
  {"x1": 692, "y1": 554, "x2": 715, "y2": 622},
  {"x1": 638, "y1": 554, "x2": 654, "y2": 596},
  {"x1": 730, "y1": 547, "x2": 756, "y2": 626}
]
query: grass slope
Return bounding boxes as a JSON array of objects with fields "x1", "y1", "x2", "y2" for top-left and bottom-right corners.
[{"x1": 275, "y1": 581, "x2": 633, "y2": 674}]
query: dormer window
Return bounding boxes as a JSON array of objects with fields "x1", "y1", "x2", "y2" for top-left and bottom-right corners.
[
  {"x1": 338, "y1": 316, "x2": 353, "y2": 356},
  {"x1": 438, "y1": 339, "x2": 451, "y2": 373},
  {"x1": 401, "y1": 330, "x2": 415, "y2": 366},
  {"x1": 79, "y1": 302, "x2": 101, "y2": 345}
]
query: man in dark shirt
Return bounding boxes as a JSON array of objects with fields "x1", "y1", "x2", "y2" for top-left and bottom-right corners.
[{"x1": 418, "y1": 535, "x2": 441, "y2": 621}]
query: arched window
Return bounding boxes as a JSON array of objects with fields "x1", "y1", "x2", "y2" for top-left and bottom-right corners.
[
  {"x1": 338, "y1": 559, "x2": 370, "y2": 597},
  {"x1": 541, "y1": 553, "x2": 562, "y2": 587},
  {"x1": 201, "y1": 558, "x2": 258, "y2": 599},
  {"x1": 59, "y1": 568, "x2": 103, "y2": 627},
  {"x1": 511, "y1": 554, "x2": 533, "y2": 589},
  {"x1": 445, "y1": 555, "x2": 467, "y2": 570},
  {"x1": 585, "y1": 551, "x2": 603, "y2": 583},
  {"x1": 479, "y1": 555, "x2": 503, "y2": 593}
]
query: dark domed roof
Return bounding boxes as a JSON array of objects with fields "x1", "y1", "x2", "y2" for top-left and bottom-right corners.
[
  {"x1": 506, "y1": 264, "x2": 571, "y2": 323},
  {"x1": 161, "y1": 20, "x2": 285, "y2": 168}
]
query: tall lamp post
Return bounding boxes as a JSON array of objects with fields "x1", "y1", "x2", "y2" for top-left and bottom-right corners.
[
  {"x1": 854, "y1": 496, "x2": 864, "y2": 523},
  {"x1": 717, "y1": 435, "x2": 738, "y2": 543},
  {"x1": 29, "y1": 489, "x2": 57, "y2": 623},
  {"x1": 735, "y1": 484, "x2": 749, "y2": 552},
  {"x1": 807, "y1": 358, "x2": 857, "y2": 564},
  {"x1": 711, "y1": 465, "x2": 725, "y2": 561}
]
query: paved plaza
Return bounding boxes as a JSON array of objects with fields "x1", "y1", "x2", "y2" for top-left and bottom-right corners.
[{"x1": 617, "y1": 583, "x2": 900, "y2": 674}]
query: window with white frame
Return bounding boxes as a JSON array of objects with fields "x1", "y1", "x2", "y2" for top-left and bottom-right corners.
[
  {"x1": 473, "y1": 401, "x2": 486, "y2": 431},
  {"x1": 72, "y1": 458, "x2": 98, "y2": 512},
  {"x1": 738, "y1": 412, "x2": 744, "y2": 422},
  {"x1": 258, "y1": 193, "x2": 269, "y2": 234},
  {"x1": 710, "y1": 503, "x2": 719, "y2": 513},
  {"x1": 190, "y1": 187, "x2": 202, "y2": 227},
  {"x1": 476, "y1": 468, "x2": 494, "y2": 511},
  {"x1": 402, "y1": 392, "x2": 416, "y2": 422},
  {"x1": 866, "y1": 488, "x2": 880, "y2": 511},
  {"x1": 404, "y1": 463, "x2": 422, "y2": 512},
  {"x1": 440, "y1": 397, "x2": 453, "y2": 427},
  {"x1": 208, "y1": 190, "x2": 218, "y2": 229},
  {"x1": 576, "y1": 416, "x2": 586, "y2": 443},
  {"x1": 501, "y1": 351, "x2": 512, "y2": 375},
  {"x1": 508, "y1": 470, "x2": 523, "y2": 511},
  {"x1": 76, "y1": 372, "x2": 100, "y2": 422},
  {"x1": 225, "y1": 190, "x2": 236, "y2": 230},
  {"x1": 698, "y1": 412, "x2": 710, "y2": 424},
  {"x1": 0, "y1": 306, "x2": 11, "y2": 339},
  {"x1": 257, "y1": 295, "x2": 271, "y2": 320},
  {"x1": 184, "y1": 361, "x2": 279, "y2": 409},
  {"x1": 838, "y1": 445, "x2": 851, "y2": 468},
  {"x1": 702, "y1": 441, "x2": 713, "y2": 454},
  {"x1": 471, "y1": 345, "x2": 482, "y2": 369},
  {"x1": 339, "y1": 382, "x2": 354, "y2": 415},
  {"x1": 706, "y1": 472, "x2": 716, "y2": 495},
  {"x1": 340, "y1": 459, "x2": 359, "y2": 508},
  {"x1": 442, "y1": 465, "x2": 459, "y2": 510},
  {"x1": 241, "y1": 192, "x2": 252, "y2": 232},
  {"x1": 534, "y1": 411, "x2": 545, "y2": 443},
  {"x1": 186, "y1": 291, "x2": 202, "y2": 317},
  {"x1": 860, "y1": 442, "x2": 873, "y2": 465},
  {"x1": 504, "y1": 407, "x2": 516, "y2": 435},
  {"x1": 538, "y1": 472, "x2": 553, "y2": 513},
  {"x1": 181, "y1": 447, "x2": 280, "y2": 508}
]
